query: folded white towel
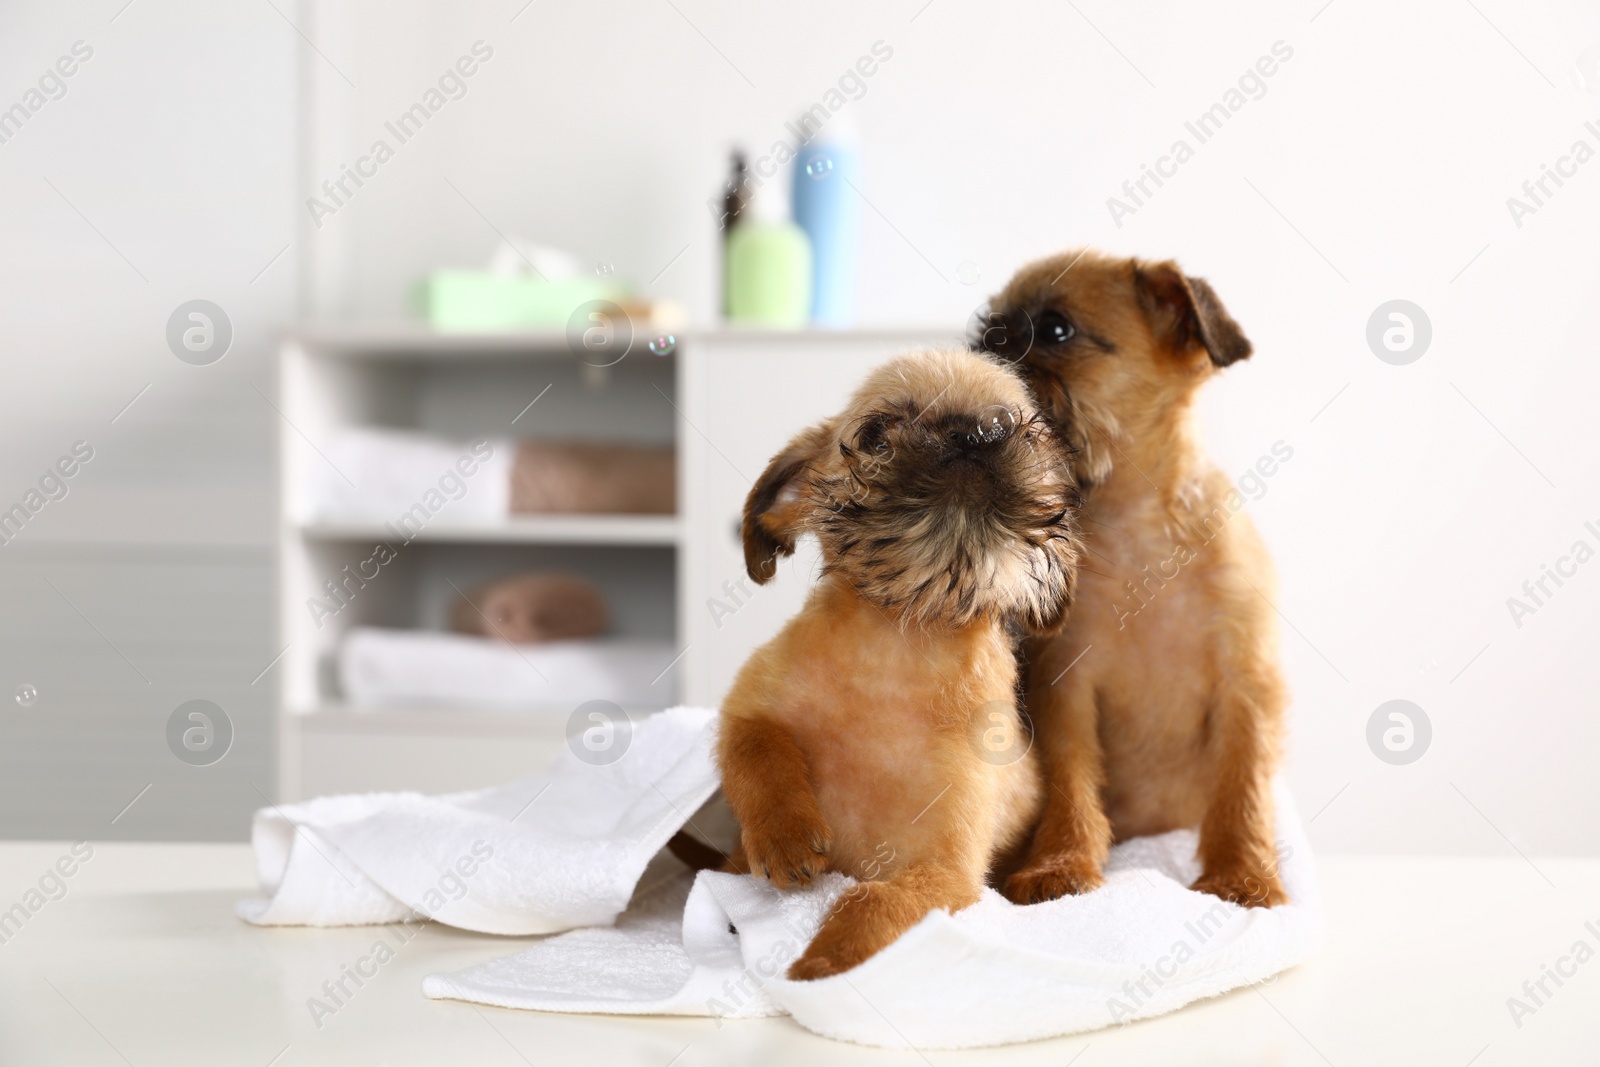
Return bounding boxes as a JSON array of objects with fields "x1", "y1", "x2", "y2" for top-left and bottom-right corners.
[
  {"x1": 240, "y1": 707, "x2": 1324, "y2": 1048},
  {"x1": 300, "y1": 427, "x2": 513, "y2": 526},
  {"x1": 338, "y1": 628, "x2": 681, "y2": 711}
]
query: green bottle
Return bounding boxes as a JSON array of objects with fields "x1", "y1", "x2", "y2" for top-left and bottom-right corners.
[{"x1": 725, "y1": 179, "x2": 812, "y2": 327}]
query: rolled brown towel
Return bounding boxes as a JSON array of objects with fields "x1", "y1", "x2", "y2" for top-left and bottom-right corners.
[
  {"x1": 451, "y1": 572, "x2": 609, "y2": 644},
  {"x1": 510, "y1": 441, "x2": 676, "y2": 515}
]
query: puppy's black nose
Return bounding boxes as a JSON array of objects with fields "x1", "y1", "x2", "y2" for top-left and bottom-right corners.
[
  {"x1": 940, "y1": 425, "x2": 979, "y2": 460},
  {"x1": 942, "y1": 407, "x2": 1015, "y2": 456},
  {"x1": 947, "y1": 428, "x2": 987, "y2": 453}
]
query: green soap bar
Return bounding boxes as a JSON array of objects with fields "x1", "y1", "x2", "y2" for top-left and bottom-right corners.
[
  {"x1": 415, "y1": 271, "x2": 625, "y2": 332},
  {"x1": 726, "y1": 222, "x2": 812, "y2": 327}
]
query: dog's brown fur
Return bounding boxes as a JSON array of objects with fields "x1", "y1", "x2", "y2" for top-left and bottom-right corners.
[
  {"x1": 717, "y1": 348, "x2": 1082, "y2": 979},
  {"x1": 976, "y1": 250, "x2": 1288, "y2": 908}
]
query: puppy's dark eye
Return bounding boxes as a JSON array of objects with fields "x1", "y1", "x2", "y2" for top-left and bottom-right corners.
[
  {"x1": 857, "y1": 418, "x2": 894, "y2": 455},
  {"x1": 1038, "y1": 310, "x2": 1076, "y2": 346}
]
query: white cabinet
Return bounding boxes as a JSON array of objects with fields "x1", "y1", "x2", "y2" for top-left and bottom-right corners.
[{"x1": 275, "y1": 325, "x2": 957, "y2": 799}]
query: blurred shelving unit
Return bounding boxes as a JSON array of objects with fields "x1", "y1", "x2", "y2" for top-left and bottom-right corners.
[
  {"x1": 296, "y1": 516, "x2": 682, "y2": 546},
  {"x1": 274, "y1": 324, "x2": 957, "y2": 800}
]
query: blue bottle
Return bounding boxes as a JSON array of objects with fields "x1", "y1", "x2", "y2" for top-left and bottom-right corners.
[{"x1": 791, "y1": 118, "x2": 861, "y2": 328}]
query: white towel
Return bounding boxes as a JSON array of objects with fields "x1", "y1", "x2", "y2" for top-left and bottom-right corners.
[
  {"x1": 237, "y1": 706, "x2": 719, "y2": 934},
  {"x1": 338, "y1": 628, "x2": 682, "y2": 710},
  {"x1": 299, "y1": 427, "x2": 513, "y2": 525},
  {"x1": 240, "y1": 707, "x2": 1324, "y2": 1048}
]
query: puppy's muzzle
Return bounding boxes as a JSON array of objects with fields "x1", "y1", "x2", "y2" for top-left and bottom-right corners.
[{"x1": 932, "y1": 408, "x2": 1016, "y2": 462}]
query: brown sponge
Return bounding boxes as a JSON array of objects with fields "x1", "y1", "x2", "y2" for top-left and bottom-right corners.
[{"x1": 451, "y1": 572, "x2": 609, "y2": 644}]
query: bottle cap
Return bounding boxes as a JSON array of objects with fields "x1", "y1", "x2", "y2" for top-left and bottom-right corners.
[{"x1": 744, "y1": 169, "x2": 791, "y2": 225}]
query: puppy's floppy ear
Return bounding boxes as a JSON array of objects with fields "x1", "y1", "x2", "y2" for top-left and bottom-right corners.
[
  {"x1": 1134, "y1": 261, "x2": 1252, "y2": 367},
  {"x1": 741, "y1": 418, "x2": 836, "y2": 584}
]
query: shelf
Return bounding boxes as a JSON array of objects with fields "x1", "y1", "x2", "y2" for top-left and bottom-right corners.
[
  {"x1": 290, "y1": 703, "x2": 668, "y2": 738},
  {"x1": 290, "y1": 324, "x2": 567, "y2": 356},
  {"x1": 285, "y1": 322, "x2": 963, "y2": 359},
  {"x1": 286, "y1": 323, "x2": 678, "y2": 362},
  {"x1": 294, "y1": 515, "x2": 681, "y2": 546}
]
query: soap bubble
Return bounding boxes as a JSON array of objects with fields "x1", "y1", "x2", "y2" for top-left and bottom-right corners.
[
  {"x1": 647, "y1": 334, "x2": 676, "y2": 357},
  {"x1": 956, "y1": 260, "x2": 982, "y2": 286},
  {"x1": 974, "y1": 405, "x2": 1016, "y2": 444},
  {"x1": 595, "y1": 262, "x2": 615, "y2": 276},
  {"x1": 803, "y1": 153, "x2": 834, "y2": 180},
  {"x1": 15, "y1": 684, "x2": 36, "y2": 708}
]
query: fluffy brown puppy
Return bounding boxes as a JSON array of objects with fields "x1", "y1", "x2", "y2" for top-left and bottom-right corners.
[
  {"x1": 718, "y1": 348, "x2": 1081, "y2": 980},
  {"x1": 975, "y1": 250, "x2": 1288, "y2": 908}
]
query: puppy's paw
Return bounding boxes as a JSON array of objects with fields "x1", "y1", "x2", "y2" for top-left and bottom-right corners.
[
  {"x1": 1002, "y1": 857, "x2": 1104, "y2": 904},
  {"x1": 786, "y1": 950, "x2": 848, "y2": 981},
  {"x1": 785, "y1": 889, "x2": 882, "y2": 980},
  {"x1": 740, "y1": 810, "x2": 831, "y2": 889},
  {"x1": 1191, "y1": 866, "x2": 1287, "y2": 908}
]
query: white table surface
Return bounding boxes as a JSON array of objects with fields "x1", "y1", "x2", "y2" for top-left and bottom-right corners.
[{"x1": 0, "y1": 842, "x2": 1594, "y2": 1066}]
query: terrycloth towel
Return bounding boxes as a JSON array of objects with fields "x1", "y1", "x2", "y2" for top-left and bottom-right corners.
[
  {"x1": 337, "y1": 628, "x2": 682, "y2": 711},
  {"x1": 302, "y1": 427, "x2": 513, "y2": 525},
  {"x1": 241, "y1": 707, "x2": 1324, "y2": 1048},
  {"x1": 422, "y1": 786, "x2": 1323, "y2": 1048},
  {"x1": 237, "y1": 706, "x2": 718, "y2": 934}
]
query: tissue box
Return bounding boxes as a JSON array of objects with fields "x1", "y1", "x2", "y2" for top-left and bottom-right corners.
[{"x1": 415, "y1": 271, "x2": 626, "y2": 332}]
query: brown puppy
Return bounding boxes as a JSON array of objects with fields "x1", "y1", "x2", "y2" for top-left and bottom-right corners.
[
  {"x1": 717, "y1": 348, "x2": 1081, "y2": 980},
  {"x1": 976, "y1": 250, "x2": 1288, "y2": 908}
]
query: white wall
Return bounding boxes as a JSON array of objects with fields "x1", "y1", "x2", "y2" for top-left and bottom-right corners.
[
  {"x1": 0, "y1": 0, "x2": 295, "y2": 546},
  {"x1": 3, "y1": 0, "x2": 1596, "y2": 853},
  {"x1": 0, "y1": 0, "x2": 294, "y2": 838}
]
